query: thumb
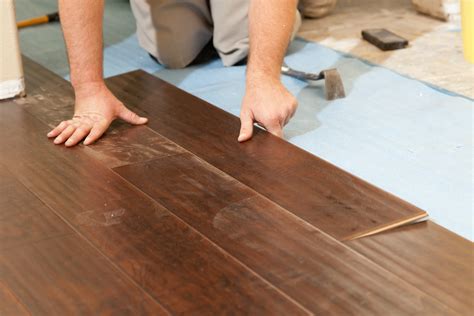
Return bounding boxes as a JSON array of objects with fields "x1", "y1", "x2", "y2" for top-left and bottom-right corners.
[
  {"x1": 118, "y1": 107, "x2": 148, "y2": 125},
  {"x1": 238, "y1": 110, "x2": 254, "y2": 142}
]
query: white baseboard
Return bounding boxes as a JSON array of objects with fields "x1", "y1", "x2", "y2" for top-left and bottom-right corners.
[{"x1": 0, "y1": 78, "x2": 25, "y2": 100}]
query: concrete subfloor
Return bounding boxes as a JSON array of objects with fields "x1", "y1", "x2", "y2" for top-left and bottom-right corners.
[{"x1": 298, "y1": 0, "x2": 474, "y2": 98}]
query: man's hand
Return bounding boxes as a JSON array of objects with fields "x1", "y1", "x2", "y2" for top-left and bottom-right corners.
[
  {"x1": 239, "y1": 0, "x2": 298, "y2": 142},
  {"x1": 47, "y1": 82, "x2": 147, "y2": 147},
  {"x1": 238, "y1": 79, "x2": 297, "y2": 142},
  {"x1": 52, "y1": 0, "x2": 147, "y2": 147}
]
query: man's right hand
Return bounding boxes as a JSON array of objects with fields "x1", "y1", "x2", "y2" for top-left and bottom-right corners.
[{"x1": 47, "y1": 82, "x2": 147, "y2": 147}]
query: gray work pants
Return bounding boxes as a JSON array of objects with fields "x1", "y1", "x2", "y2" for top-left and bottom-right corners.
[{"x1": 130, "y1": 0, "x2": 301, "y2": 68}]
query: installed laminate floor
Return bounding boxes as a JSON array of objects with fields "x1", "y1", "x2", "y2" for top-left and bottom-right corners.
[{"x1": 0, "y1": 58, "x2": 471, "y2": 315}]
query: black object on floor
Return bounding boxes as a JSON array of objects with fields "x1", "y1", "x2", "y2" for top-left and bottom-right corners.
[{"x1": 361, "y1": 29, "x2": 409, "y2": 51}]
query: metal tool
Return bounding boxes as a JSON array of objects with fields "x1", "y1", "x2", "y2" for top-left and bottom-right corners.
[{"x1": 281, "y1": 63, "x2": 346, "y2": 100}]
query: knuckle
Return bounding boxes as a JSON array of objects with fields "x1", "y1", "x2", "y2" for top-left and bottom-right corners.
[
  {"x1": 128, "y1": 111, "x2": 138, "y2": 119},
  {"x1": 77, "y1": 126, "x2": 89, "y2": 133},
  {"x1": 90, "y1": 128, "x2": 102, "y2": 137},
  {"x1": 269, "y1": 114, "x2": 281, "y2": 123},
  {"x1": 290, "y1": 102, "x2": 298, "y2": 112}
]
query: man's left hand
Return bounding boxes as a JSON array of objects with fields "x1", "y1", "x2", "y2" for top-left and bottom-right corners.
[{"x1": 238, "y1": 79, "x2": 297, "y2": 142}]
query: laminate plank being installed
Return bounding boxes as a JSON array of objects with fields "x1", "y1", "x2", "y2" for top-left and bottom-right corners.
[
  {"x1": 0, "y1": 168, "x2": 167, "y2": 315},
  {"x1": 0, "y1": 105, "x2": 306, "y2": 315},
  {"x1": 115, "y1": 151, "x2": 454, "y2": 314},
  {"x1": 104, "y1": 70, "x2": 427, "y2": 241}
]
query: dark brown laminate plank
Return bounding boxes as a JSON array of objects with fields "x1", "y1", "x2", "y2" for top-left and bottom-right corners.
[
  {"x1": 0, "y1": 281, "x2": 30, "y2": 316},
  {"x1": 102, "y1": 70, "x2": 426, "y2": 241},
  {"x1": 19, "y1": 58, "x2": 186, "y2": 169},
  {"x1": 17, "y1": 85, "x2": 186, "y2": 169},
  {"x1": 0, "y1": 102, "x2": 306, "y2": 315},
  {"x1": 0, "y1": 235, "x2": 168, "y2": 316},
  {"x1": 114, "y1": 152, "x2": 455, "y2": 315},
  {"x1": 0, "y1": 167, "x2": 69, "y2": 251},
  {"x1": 0, "y1": 168, "x2": 168, "y2": 315},
  {"x1": 346, "y1": 221, "x2": 474, "y2": 315}
]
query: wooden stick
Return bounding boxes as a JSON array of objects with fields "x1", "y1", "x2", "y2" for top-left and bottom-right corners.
[{"x1": 17, "y1": 12, "x2": 59, "y2": 29}]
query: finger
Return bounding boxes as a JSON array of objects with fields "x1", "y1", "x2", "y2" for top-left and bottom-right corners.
[
  {"x1": 65, "y1": 125, "x2": 91, "y2": 147},
  {"x1": 54, "y1": 125, "x2": 76, "y2": 145},
  {"x1": 83, "y1": 120, "x2": 109, "y2": 145},
  {"x1": 238, "y1": 110, "x2": 254, "y2": 142},
  {"x1": 47, "y1": 121, "x2": 69, "y2": 138},
  {"x1": 118, "y1": 107, "x2": 148, "y2": 125},
  {"x1": 266, "y1": 121, "x2": 283, "y2": 138}
]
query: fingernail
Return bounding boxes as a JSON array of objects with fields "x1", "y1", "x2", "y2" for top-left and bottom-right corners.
[
  {"x1": 83, "y1": 138, "x2": 90, "y2": 145},
  {"x1": 65, "y1": 140, "x2": 72, "y2": 146}
]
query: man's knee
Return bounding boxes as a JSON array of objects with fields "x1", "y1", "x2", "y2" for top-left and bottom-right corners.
[
  {"x1": 130, "y1": 0, "x2": 212, "y2": 69},
  {"x1": 154, "y1": 44, "x2": 191, "y2": 69},
  {"x1": 299, "y1": 0, "x2": 337, "y2": 19}
]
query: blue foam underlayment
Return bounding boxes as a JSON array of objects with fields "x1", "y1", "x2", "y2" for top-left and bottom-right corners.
[{"x1": 85, "y1": 35, "x2": 473, "y2": 240}]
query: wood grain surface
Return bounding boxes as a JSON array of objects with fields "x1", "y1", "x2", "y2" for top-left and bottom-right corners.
[
  {"x1": 104, "y1": 70, "x2": 427, "y2": 241},
  {"x1": 0, "y1": 104, "x2": 306, "y2": 315},
  {"x1": 346, "y1": 221, "x2": 474, "y2": 315},
  {"x1": 0, "y1": 167, "x2": 68, "y2": 251},
  {"x1": 0, "y1": 167, "x2": 167, "y2": 315},
  {"x1": 115, "y1": 151, "x2": 454, "y2": 315},
  {"x1": 19, "y1": 60, "x2": 186, "y2": 169}
]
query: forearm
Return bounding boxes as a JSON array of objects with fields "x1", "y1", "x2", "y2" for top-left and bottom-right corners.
[
  {"x1": 59, "y1": 0, "x2": 104, "y2": 92},
  {"x1": 238, "y1": 1, "x2": 298, "y2": 141},
  {"x1": 246, "y1": 0, "x2": 298, "y2": 85}
]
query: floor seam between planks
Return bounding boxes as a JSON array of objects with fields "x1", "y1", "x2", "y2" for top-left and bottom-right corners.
[{"x1": 109, "y1": 169, "x2": 314, "y2": 315}]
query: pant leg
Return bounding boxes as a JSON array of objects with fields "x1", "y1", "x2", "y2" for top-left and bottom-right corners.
[
  {"x1": 130, "y1": 0, "x2": 212, "y2": 69},
  {"x1": 210, "y1": 0, "x2": 302, "y2": 66},
  {"x1": 299, "y1": 0, "x2": 337, "y2": 18}
]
